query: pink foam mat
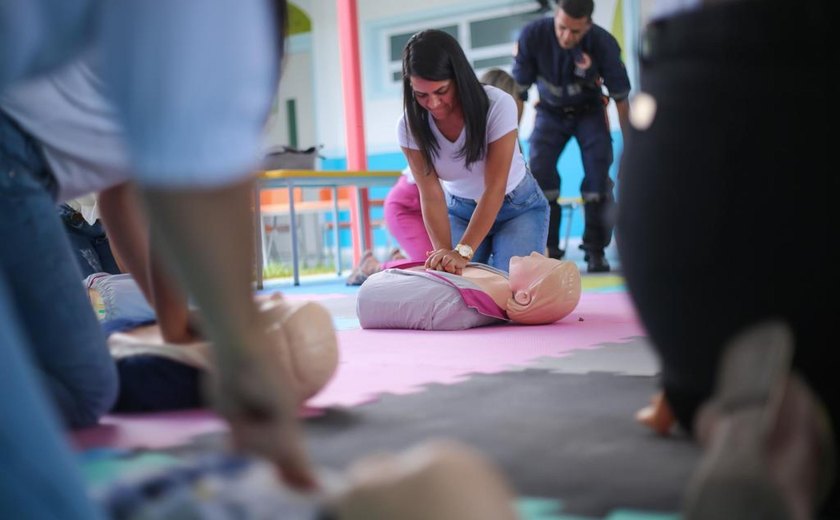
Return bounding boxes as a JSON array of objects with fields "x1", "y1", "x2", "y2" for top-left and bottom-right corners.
[
  {"x1": 71, "y1": 410, "x2": 226, "y2": 450},
  {"x1": 281, "y1": 293, "x2": 348, "y2": 301},
  {"x1": 310, "y1": 291, "x2": 644, "y2": 408},
  {"x1": 72, "y1": 291, "x2": 643, "y2": 450}
]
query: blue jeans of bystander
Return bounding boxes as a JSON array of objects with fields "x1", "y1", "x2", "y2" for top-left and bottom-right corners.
[
  {"x1": 0, "y1": 274, "x2": 105, "y2": 518},
  {"x1": 59, "y1": 203, "x2": 121, "y2": 277},
  {"x1": 0, "y1": 109, "x2": 117, "y2": 428}
]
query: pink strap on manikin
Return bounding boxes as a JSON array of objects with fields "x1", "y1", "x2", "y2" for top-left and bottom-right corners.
[{"x1": 419, "y1": 270, "x2": 508, "y2": 320}]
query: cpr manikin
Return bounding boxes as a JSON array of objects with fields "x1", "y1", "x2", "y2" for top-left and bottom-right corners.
[
  {"x1": 92, "y1": 277, "x2": 340, "y2": 404},
  {"x1": 96, "y1": 437, "x2": 520, "y2": 520},
  {"x1": 491, "y1": 251, "x2": 582, "y2": 324},
  {"x1": 356, "y1": 252, "x2": 581, "y2": 330},
  {"x1": 324, "y1": 439, "x2": 519, "y2": 520}
]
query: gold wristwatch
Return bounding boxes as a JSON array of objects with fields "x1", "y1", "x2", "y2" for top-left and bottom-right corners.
[{"x1": 454, "y1": 243, "x2": 474, "y2": 260}]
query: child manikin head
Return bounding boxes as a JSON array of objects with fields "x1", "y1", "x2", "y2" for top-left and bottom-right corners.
[
  {"x1": 505, "y1": 252, "x2": 581, "y2": 324},
  {"x1": 327, "y1": 439, "x2": 519, "y2": 520}
]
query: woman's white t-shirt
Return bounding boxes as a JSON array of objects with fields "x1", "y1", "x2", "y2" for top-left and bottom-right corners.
[{"x1": 397, "y1": 85, "x2": 526, "y2": 201}]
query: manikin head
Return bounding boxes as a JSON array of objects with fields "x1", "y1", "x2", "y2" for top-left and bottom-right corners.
[
  {"x1": 506, "y1": 252, "x2": 581, "y2": 324},
  {"x1": 326, "y1": 439, "x2": 519, "y2": 520},
  {"x1": 258, "y1": 295, "x2": 340, "y2": 402}
]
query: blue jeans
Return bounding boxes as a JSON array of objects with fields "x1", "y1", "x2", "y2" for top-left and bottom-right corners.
[
  {"x1": 0, "y1": 109, "x2": 117, "y2": 429},
  {"x1": 0, "y1": 275, "x2": 105, "y2": 519},
  {"x1": 446, "y1": 171, "x2": 549, "y2": 272},
  {"x1": 59, "y1": 203, "x2": 121, "y2": 277},
  {"x1": 529, "y1": 105, "x2": 616, "y2": 254},
  {"x1": 529, "y1": 104, "x2": 613, "y2": 196}
]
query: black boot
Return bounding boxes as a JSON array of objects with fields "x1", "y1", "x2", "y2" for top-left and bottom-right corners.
[
  {"x1": 587, "y1": 250, "x2": 610, "y2": 273},
  {"x1": 581, "y1": 192, "x2": 615, "y2": 272},
  {"x1": 547, "y1": 246, "x2": 565, "y2": 260},
  {"x1": 546, "y1": 199, "x2": 562, "y2": 258}
]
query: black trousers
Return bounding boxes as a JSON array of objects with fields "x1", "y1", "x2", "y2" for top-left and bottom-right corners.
[
  {"x1": 617, "y1": 0, "x2": 838, "y2": 513},
  {"x1": 529, "y1": 103, "x2": 615, "y2": 254}
]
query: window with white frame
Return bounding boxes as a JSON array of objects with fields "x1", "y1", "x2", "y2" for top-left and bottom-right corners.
[{"x1": 382, "y1": 3, "x2": 546, "y2": 85}]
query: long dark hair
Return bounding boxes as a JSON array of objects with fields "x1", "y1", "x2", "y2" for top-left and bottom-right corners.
[
  {"x1": 272, "y1": 0, "x2": 289, "y2": 83},
  {"x1": 401, "y1": 29, "x2": 489, "y2": 174}
]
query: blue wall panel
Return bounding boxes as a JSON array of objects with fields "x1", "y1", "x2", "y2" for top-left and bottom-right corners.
[{"x1": 319, "y1": 131, "x2": 623, "y2": 250}]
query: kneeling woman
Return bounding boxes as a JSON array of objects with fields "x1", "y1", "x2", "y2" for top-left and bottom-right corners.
[{"x1": 399, "y1": 29, "x2": 548, "y2": 274}]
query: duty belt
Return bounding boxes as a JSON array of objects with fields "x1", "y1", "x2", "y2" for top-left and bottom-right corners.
[{"x1": 539, "y1": 100, "x2": 603, "y2": 117}]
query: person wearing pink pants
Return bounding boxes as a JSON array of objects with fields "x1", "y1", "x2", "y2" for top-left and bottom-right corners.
[
  {"x1": 346, "y1": 167, "x2": 431, "y2": 285},
  {"x1": 382, "y1": 169, "x2": 432, "y2": 265}
]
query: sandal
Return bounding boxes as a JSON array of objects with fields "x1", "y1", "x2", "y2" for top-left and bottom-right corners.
[
  {"x1": 388, "y1": 248, "x2": 407, "y2": 261},
  {"x1": 345, "y1": 250, "x2": 379, "y2": 286}
]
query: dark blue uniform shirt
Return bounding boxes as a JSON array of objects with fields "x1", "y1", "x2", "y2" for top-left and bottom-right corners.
[{"x1": 513, "y1": 17, "x2": 630, "y2": 109}]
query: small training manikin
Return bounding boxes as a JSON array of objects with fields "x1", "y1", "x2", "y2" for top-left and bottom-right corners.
[
  {"x1": 108, "y1": 295, "x2": 339, "y2": 403},
  {"x1": 88, "y1": 272, "x2": 339, "y2": 404},
  {"x1": 94, "y1": 438, "x2": 519, "y2": 520},
  {"x1": 325, "y1": 439, "x2": 520, "y2": 520}
]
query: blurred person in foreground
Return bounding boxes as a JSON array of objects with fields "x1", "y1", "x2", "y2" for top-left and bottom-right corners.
[{"x1": 617, "y1": 0, "x2": 837, "y2": 518}]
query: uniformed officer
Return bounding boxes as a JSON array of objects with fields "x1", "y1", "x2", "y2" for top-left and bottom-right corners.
[{"x1": 513, "y1": 0, "x2": 630, "y2": 272}]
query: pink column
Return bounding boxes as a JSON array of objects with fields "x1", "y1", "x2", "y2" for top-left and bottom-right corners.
[{"x1": 337, "y1": 0, "x2": 372, "y2": 265}]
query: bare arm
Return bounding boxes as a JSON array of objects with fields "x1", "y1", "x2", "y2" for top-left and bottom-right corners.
[
  {"x1": 410, "y1": 131, "x2": 517, "y2": 275},
  {"x1": 457, "y1": 130, "x2": 516, "y2": 251},
  {"x1": 97, "y1": 183, "x2": 150, "y2": 296},
  {"x1": 403, "y1": 147, "x2": 451, "y2": 252},
  {"x1": 615, "y1": 98, "x2": 630, "y2": 144},
  {"x1": 614, "y1": 98, "x2": 630, "y2": 181},
  {"x1": 139, "y1": 175, "x2": 315, "y2": 490},
  {"x1": 98, "y1": 182, "x2": 196, "y2": 343}
]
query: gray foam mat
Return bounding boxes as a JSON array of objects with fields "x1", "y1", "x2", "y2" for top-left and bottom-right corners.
[{"x1": 304, "y1": 369, "x2": 699, "y2": 517}]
